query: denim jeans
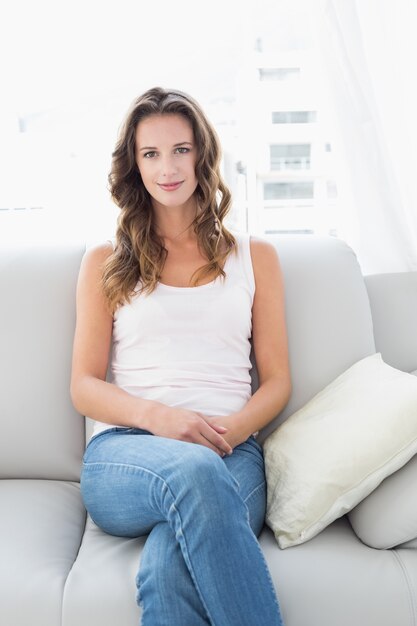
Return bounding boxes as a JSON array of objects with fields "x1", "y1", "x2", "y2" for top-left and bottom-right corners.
[{"x1": 80, "y1": 427, "x2": 284, "y2": 626}]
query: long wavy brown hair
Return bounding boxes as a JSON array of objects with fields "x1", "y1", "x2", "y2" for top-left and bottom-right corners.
[{"x1": 102, "y1": 86, "x2": 236, "y2": 313}]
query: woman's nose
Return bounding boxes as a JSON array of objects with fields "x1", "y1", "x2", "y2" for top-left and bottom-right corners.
[{"x1": 160, "y1": 155, "x2": 178, "y2": 177}]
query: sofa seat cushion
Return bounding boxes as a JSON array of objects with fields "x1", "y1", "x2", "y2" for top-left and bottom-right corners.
[
  {"x1": 348, "y1": 452, "x2": 417, "y2": 549},
  {"x1": 0, "y1": 480, "x2": 85, "y2": 626},
  {"x1": 259, "y1": 517, "x2": 417, "y2": 626},
  {"x1": 62, "y1": 515, "x2": 143, "y2": 626},
  {"x1": 264, "y1": 353, "x2": 417, "y2": 548}
]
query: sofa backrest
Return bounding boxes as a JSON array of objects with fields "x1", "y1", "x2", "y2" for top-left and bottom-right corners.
[
  {"x1": 0, "y1": 244, "x2": 86, "y2": 480},
  {"x1": 257, "y1": 235, "x2": 376, "y2": 443},
  {"x1": 0, "y1": 236, "x2": 377, "y2": 476}
]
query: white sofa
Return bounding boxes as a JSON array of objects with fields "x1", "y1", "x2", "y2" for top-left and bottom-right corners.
[{"x1": 1, "y1": 235, "x2": 417, "y2": 626}]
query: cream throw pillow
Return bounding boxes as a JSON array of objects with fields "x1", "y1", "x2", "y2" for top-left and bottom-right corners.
[{"x1": 264, "y1": 353, "x2": 417, "y2": 549}]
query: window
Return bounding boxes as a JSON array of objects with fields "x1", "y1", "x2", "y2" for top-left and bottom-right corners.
[
  {"x1": 259, "y1": 68, "x2": 300, "y2": 81},
  {"x1": 272, "y1": 111, "x2": 317, "y2": 124},
  {"x1": 264, "y1": 181, "x2": 314, "y2": 200},
  {"x1": 270, "y1": 144, "x2": 311, "y2": 170},
  {"x1": 327, "y1": 180, "x2": 338, "y2": 198},
  {"x1": 265, "y1": 229, "x2": 314, "y2": 235},
  {"x1": 0, "y1": 1, "x2": 341, "y2": 244}
]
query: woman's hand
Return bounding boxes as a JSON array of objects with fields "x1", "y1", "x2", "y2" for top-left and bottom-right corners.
[
  {"x1": 146, "y1": 407, "x2": 233, "y2": 457},
  {"x1": 204, "y1": 415, "x2": 247, "y2": 450}
]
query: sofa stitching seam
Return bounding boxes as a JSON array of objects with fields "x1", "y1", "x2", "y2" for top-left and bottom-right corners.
[
  {"x1": 61, "y1": 486, "x2": 88, "y2": 626},
  {"x1": 391, "y1": 549, "x2": 417, "y2": 626}
]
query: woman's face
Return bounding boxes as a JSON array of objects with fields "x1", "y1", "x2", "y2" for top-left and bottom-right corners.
[{"x1": 135, "y1": 113, "x2": 199, "y2": 212}]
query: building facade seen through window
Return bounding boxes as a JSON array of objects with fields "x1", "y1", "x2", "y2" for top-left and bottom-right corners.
[{"x1": 0, "y1": 34, "x2": 340, "y2": 244}]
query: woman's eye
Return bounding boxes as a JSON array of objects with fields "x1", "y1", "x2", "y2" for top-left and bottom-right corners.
[
  {"x1": 176, "y1": 147, "x2": 190, "y2": 154},
  {"x1": 144, "y1": 151, "x2": 157, "y2": 158}
]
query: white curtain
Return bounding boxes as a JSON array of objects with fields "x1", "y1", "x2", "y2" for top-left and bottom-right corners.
[{"x1": 310, "y1": 0, "x2": 417, "y2": 274}]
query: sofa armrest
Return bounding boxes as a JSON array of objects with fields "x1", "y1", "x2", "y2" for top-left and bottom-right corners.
[
  {"x1": 365, "y1": 272, "x2": 417, "y2": 373},
  {"x1": 348, "y1": 451, "x2": 417, "y2": 549}
]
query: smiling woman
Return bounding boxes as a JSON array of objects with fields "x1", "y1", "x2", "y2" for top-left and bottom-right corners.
[
  {"x1": 70, "y1": 85, "x2": 290, "y2": 625},
  {"x1": 104, "y1": 87, "x2": 236, "y2": 308}
]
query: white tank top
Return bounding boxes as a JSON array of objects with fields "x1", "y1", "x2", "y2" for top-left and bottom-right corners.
[{"x1": 92, "y1": 231, "x2": 255, "y2": 437}]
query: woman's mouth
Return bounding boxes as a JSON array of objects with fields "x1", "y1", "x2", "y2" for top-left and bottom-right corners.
[{"x1": 158, "y1": 182, "x2": 183, "y2": 192}]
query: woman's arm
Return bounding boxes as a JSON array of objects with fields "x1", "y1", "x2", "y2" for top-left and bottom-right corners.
[
  {"x1": 70, "y1": 243, "x2": 232, "y2": 456},
  {"x1": 70, "y1": 242, "x2": 154, "y2": 426},
  {"x1": 209, "y1": 237, "x2": 292, "y2": 448}
]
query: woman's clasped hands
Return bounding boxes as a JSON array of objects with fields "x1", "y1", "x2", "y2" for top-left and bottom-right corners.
[{"x1": 146, "y1": 406, "x2": 237, "y2": 457}]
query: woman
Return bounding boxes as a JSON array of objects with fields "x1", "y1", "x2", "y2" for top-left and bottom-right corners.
[{"x1": 71, "y1": 86, "x2": 291, "y2": 625}]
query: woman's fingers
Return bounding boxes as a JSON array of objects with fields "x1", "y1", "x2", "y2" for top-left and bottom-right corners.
[
  {"x1": 149, "y1": 408, "x2": 233, "y2": 456},
  {"x1": 211, "y1": 424, "x2": 228, "y2": 433},
  {"x1": 199, "y1": 421, "x2": 233, "y2": 456}
]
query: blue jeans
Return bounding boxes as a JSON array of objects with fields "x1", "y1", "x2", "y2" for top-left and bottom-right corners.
[{"x1": 80, "y1": 427, "x2": 284, "y2": 626}]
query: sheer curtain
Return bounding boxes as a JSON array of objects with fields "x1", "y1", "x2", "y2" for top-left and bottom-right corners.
[{"x1": 310, "y1": 0, "x2": 417, "y2": 274}]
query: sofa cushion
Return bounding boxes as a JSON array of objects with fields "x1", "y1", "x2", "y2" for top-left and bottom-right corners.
[
  {"x1": 348, "y1": 371, "x2": 417, "y2": 549},
  {"x1": 62, "y1": 516, "x2": 143, "y2": 626},
  {"x1": 263, "y1": 353, "x2": 417, "y2": 549},
  {"x1": 0, "y1": 244, "x2": 86, "y2": 480},
  {"x1": 348, "y1": 453, "x2": 417, "y2": 549},
  {"x1": 258, "y1": 235, "x2": 375, "y2": 444},
  {"x1": 259, "y1": 518, "x2": 414, "y2": 626},
  {"x1": 399, "y1": 537, "x2": 417, "y2": 548},
  {"x1": 0, "y1": 480, "x2": 85, "y2": 626},
  {"x1": 349, "y1": 410, "x2": 417, "y2": 549}
]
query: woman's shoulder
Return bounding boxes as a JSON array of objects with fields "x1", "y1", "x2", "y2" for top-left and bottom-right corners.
[
  {"x1": 85, "y1": 240, "x2": 114, "y2": 261},
  {"x1": 248, "y1": 235, "x2": 282, "y2": 283},
  {"x1": 75, "y1": 241, "x2": 115, "y2": 316},
  {"x1": 231, "y1": 230, "x2": 278, "y2": 256},
  {"x1": 248, "y1": 234, "x2": 279, "y2": 262},
  {"x1": 229, "y1": 230, "x2": 280, "y2": 267},
  {"x1": 79, "y1": 241, "x2": 114, "y2": 279}
]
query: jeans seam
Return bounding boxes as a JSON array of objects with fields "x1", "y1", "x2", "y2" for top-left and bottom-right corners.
[
  {"x1": 167, "y1": 501, "x2": 215, "y2": 624},
  {"x1": 243, "y1": 480, "x2": 265, "y2": 505},
  {"x1": 252, "y1": 533, "x2": 283, "y2": 618},
  {"x1": 243, "y1": 483, "x2": 281, "y2": 618}
]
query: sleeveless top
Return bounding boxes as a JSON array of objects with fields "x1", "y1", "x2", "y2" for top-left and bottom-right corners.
[{"x1": 91, "y1": 231, "x2": 256, "y2": 437}]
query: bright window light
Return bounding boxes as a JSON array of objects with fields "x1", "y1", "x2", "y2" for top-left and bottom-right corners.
[{"x1": 0, "y1": 0, "x2": 341, "y2": 245}]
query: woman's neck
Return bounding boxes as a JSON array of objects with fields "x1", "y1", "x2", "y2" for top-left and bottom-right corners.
[{"x1": 153, "y1": 205, "x2": 198, "y2": 244}]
